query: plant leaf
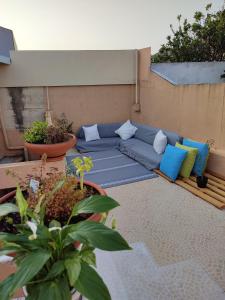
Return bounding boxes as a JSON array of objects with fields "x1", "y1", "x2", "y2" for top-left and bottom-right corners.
[
  {"x1": 0, "y1": 242, "x2": 24, "y2": 256},
  {"x1": 27, "y1": 277, "x2": 70, "y2": 300},
  {"x1": 63, "y1": 221, "x2": 131, "y2": 251},
  {"x1": 16, "y1": 185, "x2": 28, "y2": 220},
  {"x1": 81, "y1": 249, "x2": 96, "y2": 267},
  {"x1": 0, "y1": 250, "x2": 51, "y2": 300},
  {"x1": 75, "y1": 261, "x2": 111, "y2": 300},
  {"x1": 45, "y1": 260, "x2": 65, "y2": 280},
  {"x1": 0, "y1": 203, "x2": 19, "y2": 217},
  {"x1": 71, "y1": 195, "x2": 119, "y2": 217},
  {"x1": 65, "y1": 256, "x2": 81, "y2": 286},
  {"x1": 0, "y1": 232, "x2": 28, "y2": 243},
  {"x1": 49, "y1": 220, "x2": 61, "y2": 228}
]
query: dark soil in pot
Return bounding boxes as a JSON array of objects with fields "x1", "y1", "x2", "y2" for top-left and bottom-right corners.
[{"x1": 0, "y1": 184, "x2": 99, "y2": 234}]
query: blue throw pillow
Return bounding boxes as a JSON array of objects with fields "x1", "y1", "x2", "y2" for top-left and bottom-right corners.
[
  {"x1": 183, "y1": 139, "x2": 209, "y2": 176},
  {"x1": 160, "y1": 145, "x2": 188, "y2": 181}
]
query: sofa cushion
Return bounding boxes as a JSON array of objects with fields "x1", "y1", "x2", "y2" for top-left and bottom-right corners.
[
  {"x1": 175, "y1": 142, "x2": 198, "y2": 178},
  {"x1": 82, "y1": 124, "x2": 100, "y2": 142},
  {"x1": 119, "y1": 138, "x2": 162, "y2": 170},
  {"x1": 153, "y1": 130, "x2": 167, "y2": 154},
  {"x1": 176, "y1": 143, "x2": 198, "y2": 178},
  {"x1": 183, "y1": 139, "x2": 209, "y2": 176},
  {"x1": 77, "y1": 123, "x2": 123, "y2": 139},
  {"x1": 115, "y1": 120, "x2": 137, "y2": 140},
  {"x1": 160, "y1": 145, "x2": 188, "y2": 181},
  {"x1": 133, "y1": 123, "x2": 181, "y2": 146},
  {"x1": 76, "y1": 137, "x2": 121, "y2": 152}
]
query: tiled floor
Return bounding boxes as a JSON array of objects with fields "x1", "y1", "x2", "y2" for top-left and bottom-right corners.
[{"x1": 106, "y1": 177, "x2": 225, "y2": 297}]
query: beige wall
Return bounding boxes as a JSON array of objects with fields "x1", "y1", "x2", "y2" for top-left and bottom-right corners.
[
  {"x1": 0, "y1": 84, "x2": 134, "y2": 156},
  {"x1": 133, "y1": 47, "x2": 225, "y2": 175},
  {"x1": 49, "y1": 85, "x2": 134, "y2": 131},
  {"x1": 0, "y1": 50, "x2": 136, "y2": 87}
]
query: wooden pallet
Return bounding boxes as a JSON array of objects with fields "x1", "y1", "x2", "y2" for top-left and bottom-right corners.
[{"x1": 154, "y1": 169, "x2": 225, "y2": 209}]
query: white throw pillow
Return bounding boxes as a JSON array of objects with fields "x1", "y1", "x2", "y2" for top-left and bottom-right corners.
[
  {"x1": 153, "y1": 130, "x2": 167, "y2": 154},
  {"x1": 82, "y1": 124, "x2": 100, "y2": 142},
  {"x1": 115, "y1": 120, "x2": 137, "y2": 140}
]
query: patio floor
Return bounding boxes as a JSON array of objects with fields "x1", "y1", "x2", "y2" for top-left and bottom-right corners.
[{"x1": 106, "y1": 176, "x2": 225, "y2": 295}]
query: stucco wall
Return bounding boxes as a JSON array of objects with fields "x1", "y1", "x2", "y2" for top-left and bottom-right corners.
[
  {"x1": 0, "y1": 84, "x2": 134, "y2": 156},
  {"x1": 133, "y1": 47, "x2": 225, "y2": 176},
  {"x1": 0, "y1": 50, "x2": 136, "y2": 87}
]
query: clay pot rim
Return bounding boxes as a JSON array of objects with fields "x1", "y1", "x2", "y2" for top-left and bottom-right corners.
[
  {"x1": 24, "y1": 133, "x2": 76, "y2": 147},
  {"x1": 0, "y1": 179, "x2": 106, "y2": 204},
  {"x1": 0, "y1": 180, "x2": 106, "y2": 256}
]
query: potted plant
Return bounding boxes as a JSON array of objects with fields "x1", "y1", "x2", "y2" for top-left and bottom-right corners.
[
  {"x1": 24, "y1": 118, "x2": 76, "y2": 161},
  {"x1": 0, "y1": 155, "x2": 106, "y2": 232},
  {"x1": 0, "y1": 189, "x2": 130, "y2": 300},
  {"x1": 0, "y1": 156, "x2": 131, "y2": 299}
]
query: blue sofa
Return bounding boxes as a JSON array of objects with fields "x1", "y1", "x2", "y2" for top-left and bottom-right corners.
[{"x1": 76, "y1": 122, "x2": 182, "y2": 170}]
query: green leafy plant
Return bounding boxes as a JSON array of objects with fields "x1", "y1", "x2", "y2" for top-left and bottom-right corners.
[
  {"x1": 72, "y1": 157, "x2": 94, "y2": 190},
  {"x1": 24, "y1": 121, "x2": 48, "y2": 144},
  {"x1": 0, "y1": 187, "x2": 130, "y2": 300},
  {"x1": 24, "y1": 119, "x2": 71, "y2": 145},
  {"x1": 152, "y1": 4, "x2": 225, "y2": 63},
  {"x1": 0, "y1": 160, "x2": 130, "y2": 299}
]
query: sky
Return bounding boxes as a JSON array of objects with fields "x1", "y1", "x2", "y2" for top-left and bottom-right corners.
[{"x1": 1, "y1": 0, "x2": 224, "y2": 54}]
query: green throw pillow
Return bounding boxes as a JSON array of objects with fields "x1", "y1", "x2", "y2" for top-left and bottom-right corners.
[{"x1": 175, "y1": 143, "x2": 198, "y2": 178}]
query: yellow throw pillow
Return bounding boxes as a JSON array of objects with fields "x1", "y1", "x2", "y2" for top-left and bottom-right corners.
[{"x1": 175, "y1": 143, "x2": 198, "y2": 178}]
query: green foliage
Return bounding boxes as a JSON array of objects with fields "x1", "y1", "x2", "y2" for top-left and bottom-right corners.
[
  {"x1": 0, "y1": 203, "x2": 18, "y2": 217},
  {"x1": 72, "y1": 157, "x2": 94, "y2": 190},
  {"x1": 152, "y1": 4, "x2": 225, "y2": 62},
  {"x1": 24, "y1": 121, "x2": 48, "y2": 144},
  {"x1": 0, "y1": 185, "x2": 130, "y2": 300},
  {"x1": 68, "y1": 195, "x2": 119, "y2": 224},
  {"x1": 23, "y1": 120, "x2": 69, "y2": 144},
  {"x1": 16, "y1": 185, "x2": 28, "y2": 223}
]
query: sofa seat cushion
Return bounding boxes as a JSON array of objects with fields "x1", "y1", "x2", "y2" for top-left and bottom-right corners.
[
  {"x1": 76, "y1": 137, "x2": 121, "y2": 152},
  {"x1": 119, "y1": 138, "x2": 162, "y2": 170}
]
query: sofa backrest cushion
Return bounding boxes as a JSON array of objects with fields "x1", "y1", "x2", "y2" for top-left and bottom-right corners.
[
  {"x1": 77, "y1": 122, "x2": 123, "y2": 139},
  {"x1": 133, "y1": 123, "x2": 181, "y2": 146}
]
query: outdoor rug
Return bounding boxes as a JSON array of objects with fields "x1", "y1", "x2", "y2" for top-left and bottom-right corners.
[{"x1": 66, "y1": 149, "x2": 158, "y2": 188}]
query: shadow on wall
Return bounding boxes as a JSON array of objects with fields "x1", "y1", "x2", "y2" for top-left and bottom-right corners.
[{"x1": 8, "y1": 87, "x2": 24, "y2": 131}]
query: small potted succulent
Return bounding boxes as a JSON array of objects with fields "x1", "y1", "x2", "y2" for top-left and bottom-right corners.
[
  {"x1": 24, "y1": 114, "x2": 76, "y2": 161},
  {"x1": 0, "y1": 156, "x2": 131, "y2": 299}
]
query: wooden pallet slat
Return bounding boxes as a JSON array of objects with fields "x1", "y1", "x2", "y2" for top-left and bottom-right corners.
[
  {"x1": 176, "y1": 180, "x2": 225, "y2": 209},
  {"x1": 190, "y1": 176, "x2": 225, "y2": 198},
  {"x1": 207, "y1": 179, "x2": 225, "y2": 192},
  {"x1": 183, "y1": 178, "x2": 225, "y2": 204},
  {"x1": 204, "y1": 172, "x2": 225, "y2": 186},
  {"x1": 155, "y1": 169, "x2": 225, "y2": 210}
]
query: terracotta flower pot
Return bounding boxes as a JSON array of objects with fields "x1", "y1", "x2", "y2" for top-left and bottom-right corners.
[
  {"x1": 24, "y1": 133, "x2": 76, "y2": 161},
  {"x1": 0, "y1": 180, "x2": 106, "y2": 235}
]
